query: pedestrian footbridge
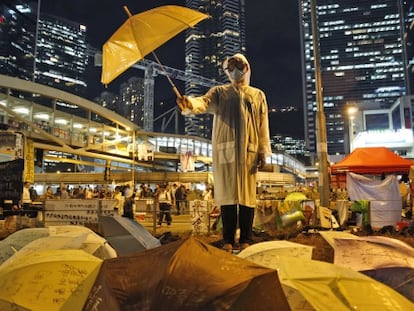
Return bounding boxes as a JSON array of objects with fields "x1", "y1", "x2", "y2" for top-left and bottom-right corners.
[{"x1": 0, "y1": 75, "x2": 311, "y2": 185}]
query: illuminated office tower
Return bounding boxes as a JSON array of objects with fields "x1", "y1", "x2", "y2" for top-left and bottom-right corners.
[
  {"x1": 0, "y1": 1, "x2": 88, "y2": 97},
  {"x1": 0, "y1": 1, "x2": 36, "y2": 80},
  {"x1": 119, "y1": 77, "x2": 145, "y2": 128},
  {"x1": 35, "y1": 14, "x2": 88, "y2": 97},
  {"x1": 299, "y1": 0, "x2": 414, "y2": 155},
  {"x1": 185, "y1": 0, "x2": 246, "y2": 138}
]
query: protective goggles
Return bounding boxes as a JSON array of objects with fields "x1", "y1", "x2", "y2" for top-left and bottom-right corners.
[{"x1": 224, "y1": 57, "x2": 246, "y2": 72}]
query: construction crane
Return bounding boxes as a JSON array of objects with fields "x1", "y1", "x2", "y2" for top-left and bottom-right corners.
[{"x1": 94, "y1": 53, "x2": 220, "y2": 131}]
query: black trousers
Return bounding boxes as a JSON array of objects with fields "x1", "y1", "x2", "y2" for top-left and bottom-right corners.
[
  {"x1": 221, "y1": 204, "x2": 255, "y2": 245},
  {"x1": 158, "y1": 203, "x2": 172, "y2": 225}
]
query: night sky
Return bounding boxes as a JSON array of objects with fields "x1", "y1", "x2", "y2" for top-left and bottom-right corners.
[{"x1": 40, "y1": 0, "x2": 303, "y2": 111}]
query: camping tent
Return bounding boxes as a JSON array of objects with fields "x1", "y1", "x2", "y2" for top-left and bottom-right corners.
[
  {"x1": 330, "y1": 147, "x2": 411, "y2": 228},
  {"x1": 330, "y1": 147, "x2": 413, "y2": 175}
]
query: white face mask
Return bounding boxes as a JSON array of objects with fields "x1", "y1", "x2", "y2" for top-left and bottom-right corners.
[{"x1": 229, "y1": 68, "x2": 245, "y2": 82}]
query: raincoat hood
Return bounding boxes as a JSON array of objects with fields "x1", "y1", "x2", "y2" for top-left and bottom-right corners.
[{"x1": 223, "y1": 53, "x2": 251, "y2": 85}]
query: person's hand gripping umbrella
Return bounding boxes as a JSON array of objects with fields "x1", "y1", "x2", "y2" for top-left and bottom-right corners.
[{"x1": 101, "y1": 5, "x2": 209, "y2": 100}]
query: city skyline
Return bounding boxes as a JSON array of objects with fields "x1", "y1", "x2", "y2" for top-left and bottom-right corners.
[
  {"x1": 40, "y1": 0, "x2": 303, "y2": 111},
  {"x1": 301, "y1": 0, "x2": 414, "y2": 155}
]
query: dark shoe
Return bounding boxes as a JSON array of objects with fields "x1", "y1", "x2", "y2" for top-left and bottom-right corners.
[
  {"x1": 222, "y1": 243, "x2": 233, "y2": 253},
  {"x1": 240, "y1": 243, "x2": 250, "y2": 251}
]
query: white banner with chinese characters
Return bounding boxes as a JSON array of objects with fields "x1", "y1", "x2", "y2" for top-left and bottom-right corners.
[
  {"x1": 189, "y1": 200, "x2": 209, "y2": 233},
  {"x1": 44, "y1": 199, "x2": 116, "y2": 226}
]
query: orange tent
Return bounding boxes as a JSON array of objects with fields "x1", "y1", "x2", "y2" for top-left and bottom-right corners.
[{"x1": 330, "y1": 147, "x2": 413, "y2": 175}]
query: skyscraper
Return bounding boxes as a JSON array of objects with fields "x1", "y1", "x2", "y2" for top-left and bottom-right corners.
[
  {"x1": 185, "y1": 0, "x2": 246, "y2": 138},
  {"x1": 119, "y1": 77, "x2": 145, "y2": 128},
  {"x1": 0, "y1": 1, "x2": 88, "y2": 97},
  {"x1": 0, "y1": 1, "x2": 36, "y2": 81},
  {"x1": 35, "y1": 14, "x2": 88, "y2": 97},
  {"x1": 299, "y1": 0, "x2": 412, "y2": 155}
]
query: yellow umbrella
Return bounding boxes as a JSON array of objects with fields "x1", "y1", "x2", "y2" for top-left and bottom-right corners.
[
  {"x1": 0, "y1": 226, "x2": 117, "y2": 265},
  {"x1": 238, "y1": 240, "x2": 314, "y2": 260},
  {"x1": 0, "y1": 249, "x2": 102, "y2": 311},
  {"x1": 3, "y1": 232, "x2": 116, "y2": 264},
  {"x1": 284, "y1": 192, "x2": 308, "y2": 202},
  {"x1": 246, "y1": 254, "x2": 414, "y2": 311},
  {"x1": 0, "y1": 228, "x2": 50, "y2": 264},
  {"x1": 102, "y1": 5, "x2": 209, "y2": 92}
]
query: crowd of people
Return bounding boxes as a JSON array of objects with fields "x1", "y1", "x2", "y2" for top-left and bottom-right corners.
[{"x1": 29, "y1": 182, "x2": 215, "y2": 225}]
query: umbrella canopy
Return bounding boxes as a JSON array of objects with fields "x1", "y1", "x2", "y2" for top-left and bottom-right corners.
[
  {"x1": 98, "y1": 215, "x2": 161, "y2": 256},
  {"x1": 238, "y1": 241, "x2": 314, "y2": 311},
  {"x1": 238, "y1": 240, "x2": 314, "y2": 260},
  {"x1": 245, "y1": 254, "x2": 414, "y2": 311},
  {"x1": 4, "y1": 232, "x2": 116, "y2": 264},
  {"x1": 0, "y1": 228, "x2": 49, "y2": 264},
  {"x1": 361, "y1": 267, "x2": 414, "y2": 302},
  {"x1": 285, "y1": 192, "x2": 307, "y2": 202},
  {"x1": 319, "y1": 231, "x2": 414, "y2": 271},
  {"x1": 102, "y1": 5, "x2": 209, "y2": 84},
  {"x1": 83, "y1": 236, "x2": 290, "y2": 311},
  {"x1": 0, "y1": 226, "x2": 117, "y2": 264},
  {"x1": 320, "y1": 231, "x2": 414, "y2": 302},
  {"x1": 0, "y1": 249, "x2": 102, "y2": 311}
]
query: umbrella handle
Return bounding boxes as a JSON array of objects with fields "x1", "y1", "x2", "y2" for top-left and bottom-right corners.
[
  {"x1": 151, "y1": 51, "x2": 183, "y2": 99},
  {"x1": 172, "y1": 86, "x2": 182, "y2": 99}
]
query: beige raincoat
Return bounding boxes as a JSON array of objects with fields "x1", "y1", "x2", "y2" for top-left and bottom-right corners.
[{"x1": 187, "y1": 55, "x2": 271, "y2": 208}]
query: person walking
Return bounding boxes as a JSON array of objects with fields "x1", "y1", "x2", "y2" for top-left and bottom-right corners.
[
  {"x1": 156, "y1": 184, "x2": 173, "y2": 227},
  {"x1": 176, "y1": 53, "x2": 271, "y2": 252}
]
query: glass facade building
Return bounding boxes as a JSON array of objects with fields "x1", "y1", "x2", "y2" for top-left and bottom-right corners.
[
  {"x1": 185, "y1": 0, "x2": 246, "y2": 138},
  {"x1": 119, "y1": 77, "x2": 145, "y2": 128},
  {"x1": 35, "y1": 14, "x2": 88, "y2": 97},
  {"x1": 299, "y1": 0, "x2": 414, "y2": 155},
  {"x1": 0, "y1": 1, "x2": 88, "y2": 97},
  {"x1": 0, "y1": 1, "x2": 36, "y2": 81}
]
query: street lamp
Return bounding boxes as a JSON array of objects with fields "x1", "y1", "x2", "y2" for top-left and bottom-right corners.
[
  {"x1": 310, "y1": 0, "x2": 330, "y2": 208},
  {"x1": 346, "y1": 105, "x2": 359, "y2": 153}
]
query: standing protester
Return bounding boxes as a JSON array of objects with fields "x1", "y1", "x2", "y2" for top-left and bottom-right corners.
[
  {"x1": 171, "y1": 184, "x2": 178, "y2": 215},
  {"x1": 60, "y1": 185, "x2": 70, "y2": 200},
  {"x1": 22, "y1": 181, "x2": 32, "y2": 217},
  {"x1": 122, "y1": 185, "x2": 135, "y2": 219},
  {"x1": 22, "y1": 181, "x2": 32, "y2": 207},
  {"x1": 45, "y1": 186, "x2": 54, "y2": 199},
  {"x1": 176, "y1": 53, "x2": 271, "y2": 252},
  {"x1": 174, "y1": 184, "x2": 187, "y2": 215},
  {"x1": 29, "y1": 186, "x2": 38, "y2": 201},
  {"x1": 112, "y1": 186, "x2": 124, "y2": 215}
]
